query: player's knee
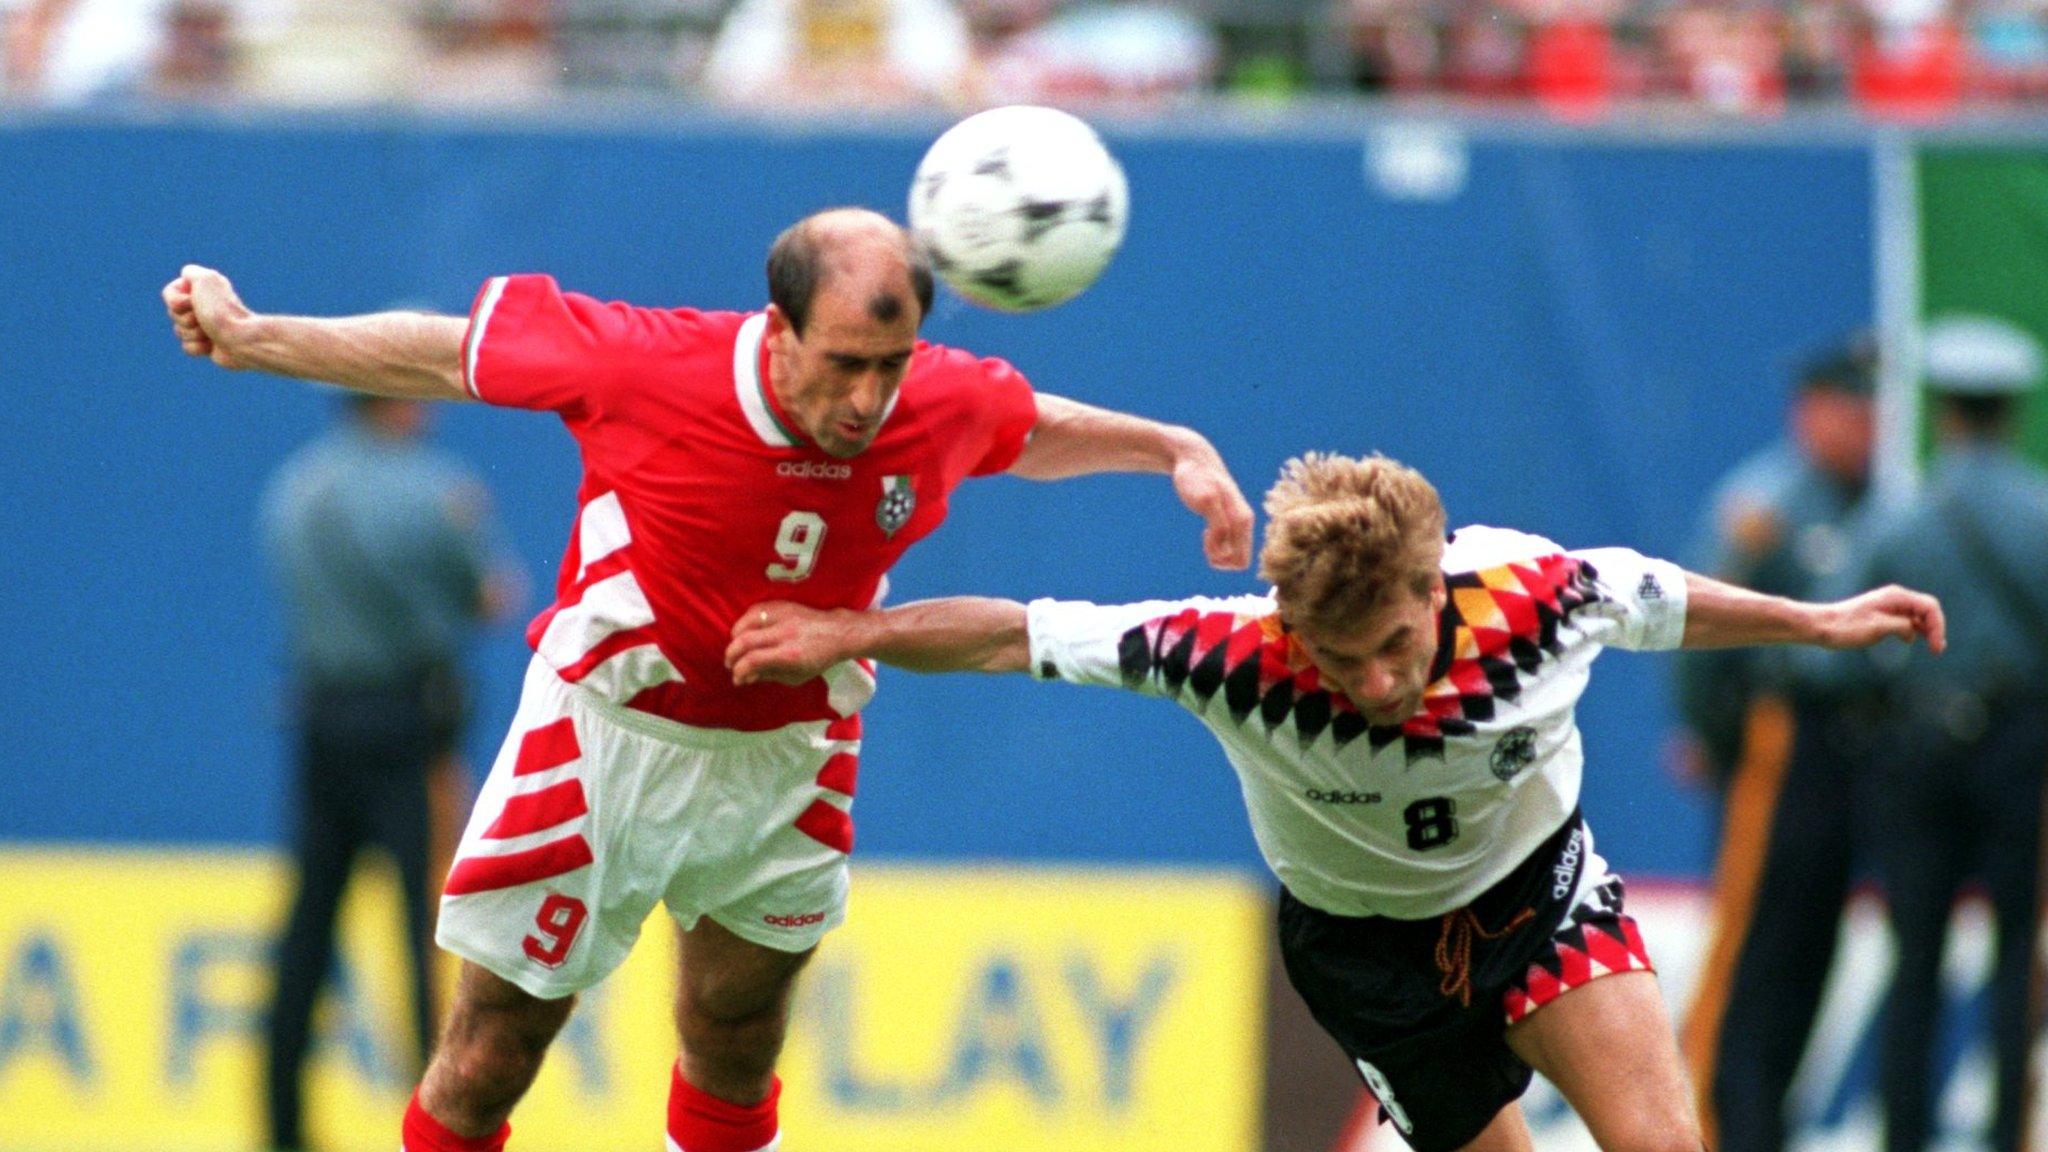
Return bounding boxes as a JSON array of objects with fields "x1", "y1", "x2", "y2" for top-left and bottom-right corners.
[
  {"x1": 434, "y1": 986, "x2": 573, "y2": 1096},
  {"x1": 680, "y1": 961, "x2": 803, "y2": 1031},
  {"x1": 676, "y1": 987, "x2": 794, "y2": 1079},
  {"x1": 678, "y1": 992, "x2": 789, "y2": 1050}
]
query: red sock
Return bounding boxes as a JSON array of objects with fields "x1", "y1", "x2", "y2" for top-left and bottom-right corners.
[
  {"x1": 402, "y1": 1091, "x2": 511, "y2": 1152},
  {"x1": 666, "y1": 1066, "x2": 781, "y2": 1152}
]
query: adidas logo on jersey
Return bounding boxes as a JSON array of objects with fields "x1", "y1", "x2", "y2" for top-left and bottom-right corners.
[{"x1": 776, "y1": 461, "x2": 853, "y2": 481}]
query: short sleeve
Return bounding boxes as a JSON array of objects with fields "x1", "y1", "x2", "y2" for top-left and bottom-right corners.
[
  {"x1": 462, "y1": 274, "x2": 640, "y2": 416},
  {"x1": 968, "y1": 356, "x2": 1039, "y2": 477},
  {"x1": 1567, "y1": 547, "x2": 1690, "y2": 652},
  {"x1": 1026, "y1": 594, "x2": 1273, "y2": 692}
]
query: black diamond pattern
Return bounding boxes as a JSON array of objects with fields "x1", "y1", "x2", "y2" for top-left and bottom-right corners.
[{"x1": 1113, "y1": 554, "x2": 1604, "y2": 761}]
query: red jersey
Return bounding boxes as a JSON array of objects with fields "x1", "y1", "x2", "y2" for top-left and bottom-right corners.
[{"x1": 462, "y1": 274, "x2": 1037, "y2": 731}]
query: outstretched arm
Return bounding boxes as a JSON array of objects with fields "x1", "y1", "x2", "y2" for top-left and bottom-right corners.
[
  {"x1": 727, "y1": 598, "x2": 1030, "y2": 686},
  {"x1": 1009, "y1": 393, "x2": 1254, "y2": 570},
  {"x1": 163, "y1": 264, "x2": 470, "y2": 401},
  {"x1": 1680, "y1": 572, "x2": 1945, "y2": 653}
]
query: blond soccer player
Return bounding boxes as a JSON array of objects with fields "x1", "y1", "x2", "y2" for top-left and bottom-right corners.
[{"x1": 725, "y1": 451, "x2": 1943, "y2": 1152}]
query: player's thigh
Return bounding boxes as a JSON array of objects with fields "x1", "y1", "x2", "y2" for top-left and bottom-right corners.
[
  {"x1": 1505, "y1": 970, "x2": 1700, "y2": 1152},
  {"x1": 676, "y1": 915, "x2": 816, "y2": 1025},
  {"x1": 440, "y1": 659, "x2": 720, "y2": 998}
]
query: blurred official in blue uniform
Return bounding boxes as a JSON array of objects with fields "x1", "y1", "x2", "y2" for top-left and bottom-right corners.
[
  {"x1": 1673, "y1": 337, "x2": 1877, "y2": 1152},
  {"x1": 1841, "y1": 316, "x2": 2048, "y2": 1152},
  {"x1": 260, "y1": 394, "x2": 522, "y2": 1152}
]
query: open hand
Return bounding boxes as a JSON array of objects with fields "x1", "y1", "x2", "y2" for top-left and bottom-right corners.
[{"x1": 1813, "y1": 584, "x2": 1946, "y2": 653}]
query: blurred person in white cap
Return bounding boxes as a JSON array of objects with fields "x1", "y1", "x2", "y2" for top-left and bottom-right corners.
[
  {"x1": 702, "y1": 0, "x2": 973, "y2": 106},
  {"x1": 1819, "y1": 312, "x2": 2048, "y2": 1152}
]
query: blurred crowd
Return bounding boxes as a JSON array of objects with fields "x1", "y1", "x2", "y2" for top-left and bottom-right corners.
[{"x1": 1, "y1": 0, "x2": 2043, "y2": 113}]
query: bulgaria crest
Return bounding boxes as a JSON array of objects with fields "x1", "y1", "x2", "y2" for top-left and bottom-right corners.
[{"x1": 876, "y1": 475, "x2": 915, "y2": 537}]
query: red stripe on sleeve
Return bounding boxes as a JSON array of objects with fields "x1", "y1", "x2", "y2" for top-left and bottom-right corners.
[
  {"x1": 484, "y1": 779, "x2": 590, "y2": 839},
  {"x1": 816, "y1": 754, "x2": 858, "y2": 797},
  {"x1": 793, "y1": 801, "x2": 854, "y2": 854},
  {"x1": 514, "y1": 717, "x2": 581, "y2": 776},
  {"x1": 443, "y1": 835, "x2": 595, "y2": 896},
  {"x1": 825, "y1": 714, "x2": 862, "y2": 742}
]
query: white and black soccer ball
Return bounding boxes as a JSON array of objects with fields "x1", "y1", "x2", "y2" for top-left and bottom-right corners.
[{"x1": 908, "y1": 105, "x2": 1129, "y2": 313}]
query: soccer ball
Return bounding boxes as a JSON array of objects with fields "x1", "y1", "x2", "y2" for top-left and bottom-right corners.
[{"x1": 908, "y1": 105, "x2": 1129, "y2": 313}]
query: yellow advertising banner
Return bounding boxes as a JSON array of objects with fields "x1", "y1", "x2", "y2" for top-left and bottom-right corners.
[{"x1": 0, "y1": 849, "x2": 1264, "y2": 1152}]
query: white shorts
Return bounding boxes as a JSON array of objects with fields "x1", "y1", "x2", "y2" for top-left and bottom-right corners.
[{"x1": 437, "y1": 658, "x2": 859, "y2": 999}]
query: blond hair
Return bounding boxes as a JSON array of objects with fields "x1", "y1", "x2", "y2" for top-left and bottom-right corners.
[{"x1": 1259, "y1": 453, "x2": 1446, "y2": 632}]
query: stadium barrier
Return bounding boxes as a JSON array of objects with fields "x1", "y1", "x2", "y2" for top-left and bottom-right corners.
[{"x1": 0, "y1": 849, "x2": 1264, "y2": 1151}]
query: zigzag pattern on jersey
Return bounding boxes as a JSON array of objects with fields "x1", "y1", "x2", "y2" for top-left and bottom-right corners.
[
  {"x1": 1115, "y1": 553, "x2": 1603, "y2": 759},
  {"x1": 1410, "y1": 553, "x2": 1605, "y2": 756}
]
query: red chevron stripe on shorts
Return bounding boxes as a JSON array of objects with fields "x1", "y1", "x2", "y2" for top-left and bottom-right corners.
[
  {"x1": 483, "y1": 779, "x2": 589, "y2": 839},
  {"x1": 816, "y1": 753, "x2": 858, "y2": 796},
  {"x1": 514, "y1": 717, "x2": 581, "y2": 776},
  {"x1": 444, "y1": 835, "x2": 595, "y2": 896},
  {"x1": 794, "y1": 800, "x2": 853, "y2": 854}
]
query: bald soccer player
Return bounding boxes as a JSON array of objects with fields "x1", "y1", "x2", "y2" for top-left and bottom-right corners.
[{"x1": 164, "y1": 207, "x2": 1254, "y2": 1152}]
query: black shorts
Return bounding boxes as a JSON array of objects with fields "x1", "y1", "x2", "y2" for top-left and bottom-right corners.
[{"x1": 1278, "y1": 812, "x2": 1653, "y2": 1152}]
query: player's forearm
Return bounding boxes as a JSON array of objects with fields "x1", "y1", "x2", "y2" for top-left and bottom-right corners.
[
  {"x1": 1008, "y1": 393, "x2": 1210, "y2": 480},
  {"x1": 219, "y1": 311, "x2": 471, "y2": 401},
  {"x1": 844, "y1": 598, "x2": 1032, "y2": 674},
  {"x1": 1679, "y1": 572, "x2": 1826, "y2": 649}
]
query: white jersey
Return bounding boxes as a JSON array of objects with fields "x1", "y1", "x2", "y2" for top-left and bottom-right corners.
[{"x1": 1026, "y1": 525, "x2": 1688, "y2": 919}]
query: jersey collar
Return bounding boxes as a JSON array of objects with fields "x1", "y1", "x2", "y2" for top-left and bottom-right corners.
[
  {"x1": 731, "y1": 312, "x2": 908, "y2": 452},
  {"x1": 734, "y1": 313, "x2": 801, "y2": 448}
]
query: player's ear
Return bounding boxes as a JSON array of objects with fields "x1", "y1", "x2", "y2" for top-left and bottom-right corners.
[{"x1": 764, "y1": 303, "x2": 794, "y2": 345}]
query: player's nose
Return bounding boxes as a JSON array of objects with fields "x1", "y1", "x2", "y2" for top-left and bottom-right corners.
[
  {"x1": 1356, "y1": 663, "x2": 1399, "y2": 705},
  {"x1": 846, "y1": 373, "x2": 885, "y2": 419}
]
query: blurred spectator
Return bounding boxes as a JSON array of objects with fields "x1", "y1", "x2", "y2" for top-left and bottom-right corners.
[
  {"x1": 1835, "y1": 315, "x2": 2048, "y2": 1152},
  {"x1": 703, "y1": 0, "x2": 973, "y2": 106},
  {"x1": 1672, "y1": 336, "x2": 1878, "y2": 1152},
  {"x1": 1661, "y1": 0, "x2": 1784, "y2": 113},
  {"x1": 554, "y1": 0, "x2": 726, "y2": 92},
  {"x1": 1527, "y1": 0, "x2": 1617, "y2": 118},
  {"x1": 983, "y1": 0, "x2": 1220, "y2": 101},
  {"x1": 259, "y1": 392, "x2": 524, "y2": 1152},
  {"x1": 1781, "y1": 0, "x2": 1855, "y2": 100},
  {"x1": 237, "y1": 0, "x2": 430, "y2": 105},
  {"x1": 4, "y1": 0, "x2": 175, "y2": 102},
  {"x1": 1967, "y1": 0, "x2": 2048, "y2": 98},
  {"x1": 151, "y1": 0, "x2": 236, "y2": 99},
  {"x1": 1333, "y1": 0, "x2": 1443, "y2": 94},
  {"x1": 413, "y1": 0, "x2": 556, "y2": 104},
  {"x1": 1441, "y1": 0, "x2": 1527, "y2": 98},
  {"x1": 1852, "y1": 0, "x2": 1968, "y2": 116}
]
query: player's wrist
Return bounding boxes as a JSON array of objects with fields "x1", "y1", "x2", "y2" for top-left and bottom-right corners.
[
  {"x1": 832, "y1": 608, "x2": 885, "y2": 664},
  {"x1": 1791, "y1": 599, "x2": 1839, "y2": 646},
  {"x1": 212, "y1": 308, "x2": 272, "y2": 369},
  {"x1": 1162, "y1": 425, "x2": 1216, "y2": 470}
]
